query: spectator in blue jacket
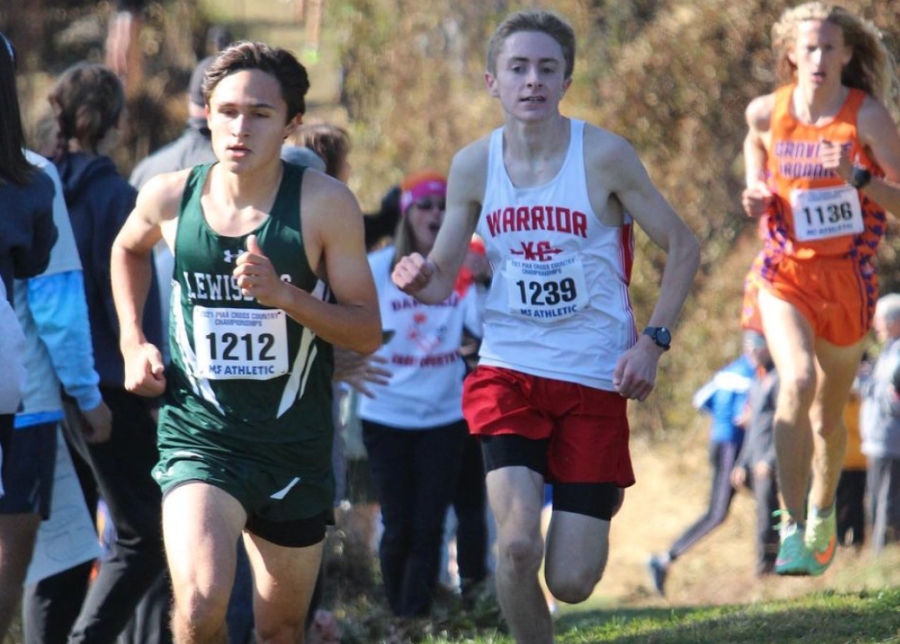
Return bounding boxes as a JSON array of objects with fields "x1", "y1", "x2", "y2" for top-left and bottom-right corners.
[
  {"x1": 22, "y1": 62, "x2": 165, "y2": 644},
  {"x1": 16, "y1": 150, "x2": 114, "y2": 644},
  {"x1": 647, "y1": 335, "x2": 756, "y2": 596},
  {"x1": 0, "y1": 32, "x2": 59, "y2": 644}
]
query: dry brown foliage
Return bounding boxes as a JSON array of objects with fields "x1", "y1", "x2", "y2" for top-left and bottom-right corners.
[{"x1": 339, "y1": 0, "x2": 900, "y2": 437}]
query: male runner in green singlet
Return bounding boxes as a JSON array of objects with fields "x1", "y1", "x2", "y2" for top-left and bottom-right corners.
[{"x1": 111, "y1": 42, "x2": 381, "y2": 644}]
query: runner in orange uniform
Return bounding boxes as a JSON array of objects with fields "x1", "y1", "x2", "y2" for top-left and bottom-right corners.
[{"x1": 741, "y1": 2, "x2": 900, "y2": 576}]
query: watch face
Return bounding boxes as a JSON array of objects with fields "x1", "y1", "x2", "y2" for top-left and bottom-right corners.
[{"x1": 657, "y1": 327, "x2": 671, "y2": 346}]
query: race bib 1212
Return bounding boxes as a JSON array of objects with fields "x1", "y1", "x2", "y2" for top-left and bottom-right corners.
[{"x1": 193, "y1": 306, "x2": 288, "y2": 380}]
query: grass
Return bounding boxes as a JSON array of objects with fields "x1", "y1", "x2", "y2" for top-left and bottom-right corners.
[
  {"x1": 321, "y1": 536, "x2": 900, "y2": 644},
  {"x1": 329, "y1": 587, "x2": 900, "y2": 644},
  {"x1": 552, "y1": 590, "x2": 900, "y2": 644}
]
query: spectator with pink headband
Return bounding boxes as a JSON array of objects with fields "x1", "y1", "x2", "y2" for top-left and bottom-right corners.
[
  {"x1": 399, "y1": 173, "x2": 447, "y2": 213},
  {"x1": 357, "y1": 170, "x2": 486, "y2": 617}
]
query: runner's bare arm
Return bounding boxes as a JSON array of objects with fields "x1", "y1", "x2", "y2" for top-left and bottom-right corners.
[
  {"x1": 392, "y1": 140, "x2": 487, "y2": 303},
  {"x1": 833, "y1": 97, "x2": 900, "y2": 216},
  {"x1": 593, "y1": 133, "x2": 700, "y2": 400},
  {"x1": 236, "y1": 173, "x2": 381, "y2": 355},
  {"x1": 742, "y1": 94, "x2": 775, "y2": 218},
  {"x1": 111, "y1": 170, "x2": 189, "y2": 395},
  {"x1": 603, "y1": 134, "x2": 700, "y2": 332}
]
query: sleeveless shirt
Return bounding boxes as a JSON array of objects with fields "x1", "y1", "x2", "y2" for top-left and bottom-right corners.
[
  {"x1": 358, "y1": 245, "x2": 482, "y2": 428},
  {"x1": 159, "y1": 162, "x2": 334, "y2": 473},
  {"x1": 762, "y1": 85, "x2": 886, "y2": 262},
  {"x1": 475, "y1": 119, "x2": 637, "y2": 392}
]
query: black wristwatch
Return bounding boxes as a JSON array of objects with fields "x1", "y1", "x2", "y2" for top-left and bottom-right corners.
[
  {"x1": 642, "y1": 326, "x2": 672, "y2": 351},
  {"x1": 848, "y1": 165, "x2": 872, "y2": 190}
]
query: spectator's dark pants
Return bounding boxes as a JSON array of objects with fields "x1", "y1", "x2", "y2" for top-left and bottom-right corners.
[
  {"x1": 363, "y1": 419, "x2": 464, "y2": 617},
  {"x1": 836, "y1": 468, "x2": 867, "y2": 547},
  {"x1": 868, "y1": 456, "x2": 900, "y2": 553},
  {"x1": 668, "y1": 441, "x2": 739, "y2": 561},
  {"x1": 24, "y1": 387, "x2": 166, "y2": 644},
  {"x1": 748, "y1": 465, "x2": 780, "y2": 574},
  {"x1": 0, "y1": 414, "x2": 12, "y2": 485},
  {"x1": 452, "y1": 432, "x2": 488, "y2": 589}
]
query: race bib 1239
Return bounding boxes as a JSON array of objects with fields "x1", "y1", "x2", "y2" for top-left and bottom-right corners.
[{"x1": 505, "y1": 255, "x2": 589, "y2": 321}]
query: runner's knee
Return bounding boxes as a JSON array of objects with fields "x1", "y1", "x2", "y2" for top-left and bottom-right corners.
[
  {"x1": 777, "y1": 370, "x2": 817, "y2": 414},
  {"x1": 171, "y1": 583, "x2": 230, "y2": 640},
  {"x1": 254, "y1": 621, "x2": 304, "y2": 644},
  {"x1": 546, "y1": 565, "x2": 602, "y2": 604},
  {"x1": 811, "y1": 416, "x2": 847, "y2": 441},
  {"x1": 498, "y1": 535, "x2": 543, "y2": 577}
]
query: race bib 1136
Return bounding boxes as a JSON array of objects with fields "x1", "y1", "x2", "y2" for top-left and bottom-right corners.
[
  {"x1": 790, "y1": 185, "x2": 864, "y2": 242},
  {"x1": 193, "y1": 306, "x2": 288, "y2": 380}
]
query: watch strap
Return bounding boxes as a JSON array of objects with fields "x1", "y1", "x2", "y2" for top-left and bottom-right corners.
[{"x1": 848, "y1": 165, "x2": 872, "y2": 190}]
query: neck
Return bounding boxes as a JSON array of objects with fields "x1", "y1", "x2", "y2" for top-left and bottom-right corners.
[
  {"x1": 503, "y1": 114, "x2": 569, "y2": 159},
  {"x1": 794, "y1": 79, "x2": 847, "y2": 123},
  {"x1": 211, "y1": 158, "x2": 284, "y2": 212}
]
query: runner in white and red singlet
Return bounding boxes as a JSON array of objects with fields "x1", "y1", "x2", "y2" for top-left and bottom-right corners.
[{"x1": 392, "y1": 10, "x2": 699, "y2": 644}]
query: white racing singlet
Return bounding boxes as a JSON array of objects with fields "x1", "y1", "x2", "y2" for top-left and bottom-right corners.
[{"x1": 475, "y1": 119, "x2": 638, "y2": 391}]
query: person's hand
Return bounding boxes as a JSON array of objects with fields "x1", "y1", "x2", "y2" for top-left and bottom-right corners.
[
  {"x1": 612, "y1": 336, "x2": 662, "y2": 401},
  {"x1": 731, "y1": 465, "x2": 748, "y2": 490},
  {"x1": 819, "y1": 139, "x2": 853, "y2": 182},
  {"x1": 391, "y1": 252, "x2": 435, "y2": 295},
  {"x1": 333, "y1": 350, "x2": 392, "y2": 398},
  {"x1": 741, "y1": 182, "x2": 773, "y2": 219},
  {"x1": 753, "y1": 460, "x2": 772, "y2": 480},
  {"x1": 233, "y1": 235, "x2": 290, "y2": 308},
  {"x1": 122, "y1": 341, "x2": 166, "y2": 397},
  {"x1": 81, "y1": 401, "x2": 113, "y2": 444}
]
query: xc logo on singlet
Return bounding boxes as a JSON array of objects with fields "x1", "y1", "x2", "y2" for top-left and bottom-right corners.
[
  {"x1": 223, "y1": 249, "x2": 240, "y2": 263},
  {"x1": 511, "y1": 241, "x2": 562, "y2": 262}
]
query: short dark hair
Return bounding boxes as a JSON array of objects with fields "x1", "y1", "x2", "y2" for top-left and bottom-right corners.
[
  {"x1": 48, "y1": 63, "x2": 125, "y2": 158},
  {"x1": 0, "y1": 33, "x2": 34, "y2": 185},
  {"x1": 203, "y1": 41, "x2": 309, "y2": 122},
  {"x1": 487, "y1": 11, "x2": 576, "y2": 80}
]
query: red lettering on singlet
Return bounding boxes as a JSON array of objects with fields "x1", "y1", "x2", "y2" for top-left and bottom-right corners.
[
  {"x1": 573, "y1": 211, "x2": 587, "y2": 238},
  {"x1": 516, "y1": 207, "x2": 531, "y2": 231},
  {"x1": 486, "y1": 209, "x2": 501, "y2": 237},
  {"x1": 485, "y1": 204, "x2": 589, "y2": 239},
  {"x1": 502, "y1": 207, "x2": 515, "y2": 231},
  {"x1": 531, "y1": 206, "x2": 546, "y2": 230},
  {"x1": 556, "y1": 207, "x2": 571, "y2": 233}
]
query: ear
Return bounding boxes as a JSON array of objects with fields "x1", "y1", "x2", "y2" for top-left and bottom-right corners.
[
  {"x1": 485, "y1": 70, "x2": 499, "y2": 98},
  {"x1": 561, "y1": 76, "x2": 573, "y2": 95},
  {"x1": 786, "y1": 49, "x2": 797, "y2": 67},
  {"x1": 284, "y1": 112, "x2": 302, "y2": 140}
]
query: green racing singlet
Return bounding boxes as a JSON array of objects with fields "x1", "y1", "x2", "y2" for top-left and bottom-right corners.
[{"x1": 156, "y1": 162, "x2": 335, "y2": 514}]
